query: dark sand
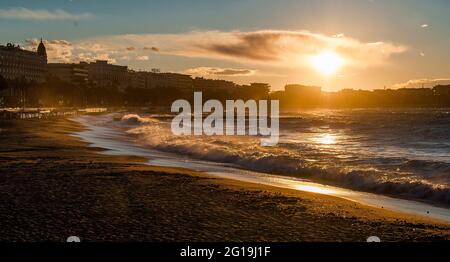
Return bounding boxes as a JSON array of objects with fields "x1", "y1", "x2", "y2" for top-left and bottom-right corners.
[{"x1": 0, "y1": 118, "x2": 449, "y2": 242}]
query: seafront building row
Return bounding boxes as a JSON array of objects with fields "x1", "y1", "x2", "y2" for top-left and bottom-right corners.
[
  {"x1": 0, "y1": 40, "x2": 237, "y2": 91},
  {"x1": 0, "y1": 40, "x2": 47, "y2": 83},
  {"x1": 1, "y1": 40, "x2": 449, "y2": 108}
]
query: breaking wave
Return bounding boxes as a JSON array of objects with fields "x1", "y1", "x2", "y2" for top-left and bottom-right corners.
[
  {"x1": 118, "y1": 110, "x2": 450, "y2": 205},
  {"x1": 120, "y1": 114, "x2": 159, "y2": 125}
]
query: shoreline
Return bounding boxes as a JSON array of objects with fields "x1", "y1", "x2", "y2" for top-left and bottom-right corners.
[
  {"x1": 151, "y1": 164, "x2": 450, "y2": 225},
  {"x1": 0, "y1": 117, "x2": 449, "y2": 241},
  {"x1": 74, "y1": 114, "x2": 450, "y2": 223}
]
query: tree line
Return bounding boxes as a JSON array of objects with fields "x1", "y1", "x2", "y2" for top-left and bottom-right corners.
[
  {"x1": 1, "y1": 74, "x2": 449, "y2": 109},
  {"x1": 0, "y1": 75, "x2": 270, "y2": 108}
]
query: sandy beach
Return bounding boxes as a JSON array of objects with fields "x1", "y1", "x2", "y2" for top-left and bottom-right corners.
[{"x1": 0, "y1": 117, "x2": 449, "y2": 242}]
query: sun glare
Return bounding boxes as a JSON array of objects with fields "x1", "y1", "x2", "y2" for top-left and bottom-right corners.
[
  {"x1": 309, "y1": 51, "x2": 345, "y2": 76},
  {"x1": 315, "y1": 134, "x2": 337, "y2": 145}
]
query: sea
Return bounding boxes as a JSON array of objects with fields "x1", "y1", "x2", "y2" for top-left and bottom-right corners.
[{"x1": 72, "y1": 108, "x2": 450, "y2": 222}]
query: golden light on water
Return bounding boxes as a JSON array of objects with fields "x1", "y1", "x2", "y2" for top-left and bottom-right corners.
[
  {"x1": 316, "y1": 134, "x2": 337, "y2": 145},
  {"x1": 294, "y1": 184, "x2": 338, "y2": 195},
  {"x1": 309, "y1": 51, "x2": 345, "y2": 76}
]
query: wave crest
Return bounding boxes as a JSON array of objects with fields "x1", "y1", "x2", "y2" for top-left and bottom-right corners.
[
  {"x1": 123, "y1": 113, "x2": 450, "y2": 205},
  {"x1": 120, "y1": 114, "x2": 157, "y2": 125}
]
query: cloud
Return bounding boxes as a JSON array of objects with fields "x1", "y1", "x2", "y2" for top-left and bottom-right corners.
[
  {"x1": 88, "y1": 30, "x2": 407, "y2": 68},
  {"x1": 184, "y1": 67, "x2": 255, "y2": 77},
  {"x1": 0, "y1": 7, "x2": 93, "y2": 21},
  {"x1": 392, "y1": 78, "x2": 450, "y2": 89},
  {"x1": 25, "y1": 38, "x2": 116, "y2": 63},
  {"x1": 136, "y1": 55, "x2": 149, "y2": 61},
  {"x1": 25, "y1": 39, "x2": 74, "y2": 62},
  {"x1": 23, "y1": 30, "x2": 407, "y2": 69},
  {"x1": 144, "y1": 46, "x2": 160, "y2": 52},
  {"x1": 421, "y1": 24, "x2": 429, "y2": 28}
]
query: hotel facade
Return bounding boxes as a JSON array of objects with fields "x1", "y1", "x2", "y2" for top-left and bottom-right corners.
[
  {"x1": 87, "y1": 60, "x2": 129, "y2": 89},
  {"x1": 47, "y1": 62, "x2": 89, "y2": 86},
  {"x1": 0, "y1": 40, "x2": 47, "y2": 84}
]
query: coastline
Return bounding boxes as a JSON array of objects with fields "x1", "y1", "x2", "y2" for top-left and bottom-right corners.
[
  {"x1": 0, "y1": 117, "x2": 449, "y2": 241},
  {"x1": 75, "y1": 113, "x2": 450, "y2": 223}
]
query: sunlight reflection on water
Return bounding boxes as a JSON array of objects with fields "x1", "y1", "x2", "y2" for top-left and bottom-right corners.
[
  {"x1": 72, "y1": 113, "x2": 450, "y2": 223},
  {"x1": 315, "y1": 133, "x2": 338, "y2": 145}
]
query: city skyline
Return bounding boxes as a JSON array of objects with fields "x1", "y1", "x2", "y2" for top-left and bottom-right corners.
[{"x1": 1, "y1": 0, "x2": 450, "y2": 91}]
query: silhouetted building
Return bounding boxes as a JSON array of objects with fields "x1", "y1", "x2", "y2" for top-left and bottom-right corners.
[
  {"x1": 433, "y1": 85, "x2": 450, "y2": 96},
  {"x1": 238, "y1": 83, "x2": 271, "y2": 100},
  {"x1": 145, "y1": 72, "x2": 193, "y2": 89},
  {"x1": 47, "y1": 62, "x2": 88, "y2": 86},
  {"x1": 0, "y1": 39, "x2": 47, "y2": 83},
  {"x1": 285, "y1": 84, "x2": 321, "y2": 95},
  {"x1": 87, "y1": 60, "x2": 128, "y2": 89},
  {"x1": 193, "y1": 77, "x2": 235, "y2": 91},
  {"x1": 396, "y1": 88, "x2": 433, "y2": 96},
  {"x1": 37, "y1": 39, "x2": 47, "y2": 64},
  {"x1": 128, "y1": 70, "x2": 147, "y2": 89},
  {"x1": 282, "y1": 84, "x2": 322, "y2": 107}
]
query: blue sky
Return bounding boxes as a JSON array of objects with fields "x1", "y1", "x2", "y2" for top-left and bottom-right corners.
[{"x1": 1, "y1": 0, "x2": 449, "y2": 90}]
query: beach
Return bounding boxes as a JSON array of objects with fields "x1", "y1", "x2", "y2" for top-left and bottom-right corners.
[{"x1": 0, "y1": 117, "x2": 449, "y2": 242}]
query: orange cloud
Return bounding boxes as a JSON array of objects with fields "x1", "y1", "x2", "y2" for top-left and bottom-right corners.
[
  {"x1": 24, "y1": 30, "x2": 407, "y2": 69},
  {"x1": 184, "y1": 67, "x2": 255, "y2": 77},
  {"x1": 392, "y1": 78, "x2": 450, "y2": 89}
]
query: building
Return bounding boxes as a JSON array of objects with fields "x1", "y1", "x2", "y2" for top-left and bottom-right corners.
[
  {"x1": 433, "y1": 85, "x2": 450, "y2": 96},
  {"x1": 87, "y1": 60, "x2": 128, "y2": 89},
  {"x1": 0, "y1": 39, "x2": 47, "y2": 83},
  {"x1": 396, "y1": 88, "x2": 434, "y2": 97},
  {"x1": 285, "y1": 84, "x2": 321, "y2": 95},
  {"x1": 145, "y1": 72, "x2": 193, "y2": 89},
  {"x1": 47, "y1": 62, "x2": 89, "y2": 86},
  {"x1": 280, "y1": 84, "x2": 322, "y2": 107},
  {"x1": 128, "y1": 70, "x2": 147, "y2": 89},
  {"x1": 193, "y1": 77, "x2": 236, "y2": 91}
]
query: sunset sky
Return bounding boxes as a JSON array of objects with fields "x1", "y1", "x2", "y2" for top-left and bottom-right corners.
[{"x1": 1, "y1": 0, "x2": 449, "y2": 91}]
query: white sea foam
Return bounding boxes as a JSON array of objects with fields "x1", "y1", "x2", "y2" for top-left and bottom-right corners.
[
  {"x1": 119, "y1": 110, "x2": 450, "y2": 205},
  {"x1": 120, "y1": 114, "x2": 158, "y2": 125},
  {"x1": 72, "y1": 113, "x2": 450, "y2": 222}
]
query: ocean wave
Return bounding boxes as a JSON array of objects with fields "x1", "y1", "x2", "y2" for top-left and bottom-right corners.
[
  {"x1": 120, "y1": 114, "x2": 158, "y2": 125},
  {"x1": 403, "y1": 160, "x2": 450, "y2": 177},
  {"x1": 121, "y1": 113, "x2": 450, "y2": 205}
]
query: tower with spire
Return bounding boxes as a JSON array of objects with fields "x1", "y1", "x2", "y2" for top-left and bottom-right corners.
[{"x1": 37, "y1": 38, "x2": 47, "y2": 63}]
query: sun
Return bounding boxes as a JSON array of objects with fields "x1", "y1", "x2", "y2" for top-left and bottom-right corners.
[{"x1": 309, "y1": 51, "x2": 345, "y2": 76}]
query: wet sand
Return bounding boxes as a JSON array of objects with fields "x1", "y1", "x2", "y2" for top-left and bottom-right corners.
[{"x1": 0, "y1": 118, "x2": 449, "y2": 241}]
